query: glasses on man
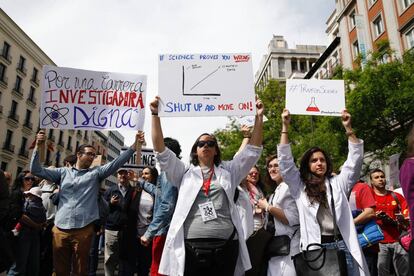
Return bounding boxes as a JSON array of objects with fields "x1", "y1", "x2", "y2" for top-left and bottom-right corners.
[
  {"x1": 82, "y1": 152, "x2": 97, "y2": 158},
  {"x1": 24, "y1": 176, "x2": 36, "y2": 181},
  {"x1": 197, "y1": 140, "x2": 216, "y2": 148}
]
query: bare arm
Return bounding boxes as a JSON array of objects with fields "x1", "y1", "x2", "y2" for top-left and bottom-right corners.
[
  {"x1": 280, "y1": 108, "x2": 290, "y2": 145},
  {"x1": 341, "y1": 110, "x2": 359, "y2": 144},
  {"x1": 135, "y1": 131, "x2": 145, "y2": 165},
  {"x1": 150, "y1": 96, "x2": 166, "y2": 153},
  {"x1": 235, "y1": 125, "x2": 251, "y2": 155},
  {"x1": 248, "y1": 99, "x2": 264, "y2": 147},
  {"x1": 257, "y1": 198, "x2": 289, "y2": 225},
  {"x1": 354, "y1": 207, "x2": 376, "y2": 225}
]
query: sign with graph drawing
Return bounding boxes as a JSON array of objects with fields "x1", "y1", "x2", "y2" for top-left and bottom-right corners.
[
  {"x1": 40, "y1": 65, "x2": 147, "y2": 131},
  {"x1": 285, "y1": 79, "x2": 345, "y2": 116},
  {"x1": 158, "y1": 53, "x2": 255, "y2": 117}
]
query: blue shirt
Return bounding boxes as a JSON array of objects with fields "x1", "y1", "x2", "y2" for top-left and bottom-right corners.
[
  {"x1": 30, "y1": 148, "x2": 135, "y2": 229},
  {"x1": 140, "y1": 172, "x2": 178, "y2": 239}
]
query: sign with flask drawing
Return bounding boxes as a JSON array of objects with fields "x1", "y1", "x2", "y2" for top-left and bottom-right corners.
[
  {"x1": 285, "y1": 79, "x2": 345, "y2": 116},
  {"x1": 158, "y1": 53, "x2": 256, "y2": 117}
]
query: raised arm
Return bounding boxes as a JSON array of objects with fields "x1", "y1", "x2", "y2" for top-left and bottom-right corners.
[
  {"x1": 336, "y1": 110, "x2": 364, "y2": 194},
  {"x1": 150, "y1": 96, "x2": 166, "y2": 153},
  {"x1": 277, "y1": 109, "x2": 302, "y2": 199},
  {"x1": 248, "y1": 99, "x2": 264, "y2": 147},
  {"x1": 134, "y1": 131, "x2": 145, "y2": 165},
  {"x1": 30, "y1": 130, "x2": 62, "y2": 183}
]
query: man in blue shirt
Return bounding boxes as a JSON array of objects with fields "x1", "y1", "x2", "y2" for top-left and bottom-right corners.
[{"x1": 30, "y1": 130, "x2": 141, "y2": 276}]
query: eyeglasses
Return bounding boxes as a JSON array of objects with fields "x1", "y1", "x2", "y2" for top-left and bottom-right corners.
[
  {"x1": 82, "y1": 152, "x2": 97, "y2": 158},
  {"x1": 267, "y1": 164, "x2": 279, "y2": 169},
  {"x1": 24, "y1": 176, "x2": 36, "y2": 181},
  {"x1": 197, "y1": 140, "x2": 216, "y2": 148}
]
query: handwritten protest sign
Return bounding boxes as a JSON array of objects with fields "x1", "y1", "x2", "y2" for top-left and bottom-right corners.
[
  {"x1": 158, "y1": 53, "x2": 256, "y2": 117},
  {"x1": 286, "y1": 79, "x2": 345, "y2": 116},
  {"x1": 120, "y1": 147, "x2": 155, "y2": 172},
  {"x1": 40, "y1": 65, "x2": 147, "y2": 130}
]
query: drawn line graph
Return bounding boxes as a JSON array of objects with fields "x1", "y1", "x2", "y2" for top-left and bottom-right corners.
[{"x1": 182, "y1": 65, "x2": 221, "y2": 96}]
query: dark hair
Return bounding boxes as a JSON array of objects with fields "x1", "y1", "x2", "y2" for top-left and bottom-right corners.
[
  {"x1": 407, "y1": 125, "x2": 414, "y2": 158},
  {"x1": 143, "y1": 166, "x2": 159, "y2": 184},
  {"x1": 164, "y1": 137, "x2": 182, "y2": 159},
  {"x1": 248, "y1": 165, "x2": 265, "y2": 192},
  {"x1": 64, "y1": 154, "x2": 77, "y2": 166},
  {"x1": 190, "y1": 133, "x2": 221, "y2": 166},
  {"x1": 264, "y1": 154, "x2": 278, "y2": 188},
  {"x1": 299, "y1": 147, "x2": 333, "y2": 206},
  {"x1": 76, "y1": 144, "x2": 96, "y2": 154},
  {"x1": 369, "y1": 168, "x2": 385, "y2": 180},
  {"x1": 11, "y1": 170, "x2": 32, "y2": 192}
]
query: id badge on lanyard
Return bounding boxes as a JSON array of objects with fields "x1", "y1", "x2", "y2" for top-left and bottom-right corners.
[{"x1": 198, "y1": 167, "x2": 218, "y2": 222}]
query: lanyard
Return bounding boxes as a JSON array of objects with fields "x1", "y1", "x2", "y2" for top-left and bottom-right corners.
[{"x1": 202, "y1": 167, "x2": 214, "y2": 196}]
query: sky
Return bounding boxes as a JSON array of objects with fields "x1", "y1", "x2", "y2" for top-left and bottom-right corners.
[{"x1": 0, "y1": 0, "x2": 335, "y2": 161}]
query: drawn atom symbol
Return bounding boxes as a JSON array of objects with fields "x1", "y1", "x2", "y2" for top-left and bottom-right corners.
[{"x1": 42, "y1": 104, "x2": 69, "y2": 128}]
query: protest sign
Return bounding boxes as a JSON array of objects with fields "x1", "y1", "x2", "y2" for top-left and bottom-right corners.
[
  {"x1": 40, "y1": 65, "x2": 147, "y2": 131},
  {"x1": 158, "y1": 53, "x2": 255, "y2": 117},
  {"x1": 120, "y1": 147, "x2": 155, "y2": 171},
  {"x1": 233, "y1": 115, "x2": 269, "y2": 127},
  {"x1": 286, "y1": 79, "x2": 345, "y2": 116}
]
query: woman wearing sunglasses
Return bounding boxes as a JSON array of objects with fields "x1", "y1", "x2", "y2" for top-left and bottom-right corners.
[{"x1": 149, "y1": 96, "x2": 264, "y2": 276}]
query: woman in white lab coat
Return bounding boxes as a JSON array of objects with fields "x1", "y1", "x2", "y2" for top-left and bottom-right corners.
[
  {"x1": 149, "y1": 96, "x2": 264, "y2": 276},
  {"x1": 257, "y1": 154, "x2": 299, "y2": 276},
  {"x1": 277, "y1": 109, "x2": 369, "y2": 276}
]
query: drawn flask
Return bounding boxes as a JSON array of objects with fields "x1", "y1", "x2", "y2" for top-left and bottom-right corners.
[{"x1": 306, "y1": 97, "x2": 320, "y2": 112}]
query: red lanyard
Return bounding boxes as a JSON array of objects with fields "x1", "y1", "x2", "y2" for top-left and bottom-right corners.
[{"x1": 202, "y1": 167, "x2": 214, "y2": 196}]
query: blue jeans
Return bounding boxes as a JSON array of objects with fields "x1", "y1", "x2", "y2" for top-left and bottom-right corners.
[
  {"x1": 322, "y1": 239, "x2": 359, "y2": 276},
  {"x1": 7, "y1": 227, "x2": 40, "y2": 276}
]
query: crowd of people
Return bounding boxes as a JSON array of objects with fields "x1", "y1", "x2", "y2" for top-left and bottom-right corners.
[{"x1": 0, "y1": 97, "x2": 413, "y2": 276}]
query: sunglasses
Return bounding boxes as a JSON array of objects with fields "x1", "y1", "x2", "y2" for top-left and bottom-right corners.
[
  {"x1": 24, "y1": 176, "x2": 36, "y2": 181},
  {"x1": 197, "y1": 140, "x2": 216, "y2": 148}
]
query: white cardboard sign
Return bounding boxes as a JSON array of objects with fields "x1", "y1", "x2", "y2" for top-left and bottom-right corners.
[
  {"x1": 286, "y1": 79, "x2": 345, "y2": 116},
  {"x1": 40, "y1": 65, "x2": 147, "y2": 130},
  {"x1": 158, "y1": 53, "x2": 256, "y2": 117}
]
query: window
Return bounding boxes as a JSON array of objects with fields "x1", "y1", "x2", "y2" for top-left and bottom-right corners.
[
  {"x1": 353, "y1": 40, "x2": 360, "y2": 58},
  {"x1": 1, "y1": 162, "x2": 7, "y2": 171},
  {"x1": 67, "y1": 136, "x2": 72, "y2": 150},
  {"x1": 24, "y1": 109, "x2": 32, "y2": 128},
  {"x1": 4, "y1": 130, "x2": 13, "y2": 149},
  {"x1": 0, "y1": 63, "x2": 6, "y2": 82},
  {"x1": 28, "y1": 86, "x2": 36, "y2": 102},
  {"x1": 48, "y1": 129, "x2": 54, "y2": 140},
  {"x1": 20, "y1": 137, "x2": 28, "y2": 156},
  {"x1": 406, "y1": 27, "x2": 414, "y2": 49},
  {"x1": 402, "y1": 0, "x2": 414, "y2": 10},
  {"x1": 369, "y1": 0, "x2": 378, "y2": 6},
  {"x1": 14, "y1": 76, "x2": 22, "y2": 92},
  {"x1": 10, "y1": 100, "x2": 18, "y2": 118},
  {"x1": 31, "y1": 67, "x2": 38, "y2": 83},
  {"x1": 373, "y1": 15, "x2": 384, "y2": 38},
  {"x1": 1, "y1": 42, "x2": 10, "y2": 60},
  {"x1": 349, "y1": 10, "x2": 356, "y2": 28},
  {"x1": 17, "y1": 55, "x2": 26, "y2": 71},
  {"x1": 278, "y1": 57, "x2": 285, "y2": 78}
]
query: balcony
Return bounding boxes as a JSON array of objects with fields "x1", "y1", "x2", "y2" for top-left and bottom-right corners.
[
  {"x1": 26, "y1": 97, "x2": 37, "y2": 107},
  {"x1": 0, "y1": 76, "x2": 8, "y2": 89},
  {"x1": 12, "y1": 87, "x2": 24, "y2": 99},
  {"x1": 16, "y1": 64, "x2": 27, "y2": 76},
  {"x1": 0, "y1": 105, "x2": 2, "y2": 114},
  {"x1": 0, "y1": 52, "x2": 12, "y2": 65},
  {"x1": 23, "y1": 121, "x2": 33, "y2": 130},
  {"x1": 7, "y1": 113, "x2": 19, "y2": 123},
  {"x1": 30, "y1": 76, "x2": 39, "y2": 86},
  {"x1": 2, "y1": 143, "x2": 15, "y2": 153},
  {"x1": 18, "y1": 149, "x2": 29, "y2": 158}
]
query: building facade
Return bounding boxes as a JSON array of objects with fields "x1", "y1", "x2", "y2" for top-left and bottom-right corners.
[
  {"x1": 104, "y1": 130, "x2": 125, "y2": 186},
  {"x1": 254, "y1": 35, "x2": 326, "y2": 90},
  {"x1": 308, "y1": 0, "x2": 414, "y2": 79},
  {"x1": 0, "y1": 8, "x2": 111, "y2": 178}
]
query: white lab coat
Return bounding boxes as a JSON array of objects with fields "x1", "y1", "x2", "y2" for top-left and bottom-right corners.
[
  {"x1": 267, "y1": 182, "x2": 300, "y2": 276},
  {"x1": 156, "y1": 144, "x2": 262, "y2": 276},
  {"x1": 277, "y1": 140, "x2": 370, "y2": 276}
]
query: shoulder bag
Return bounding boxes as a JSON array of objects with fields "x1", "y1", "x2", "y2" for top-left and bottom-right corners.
[
  {"x1": 293, "y1": 179, "x2": 348, "y2": 276},
  {"x1": 390, "y1": 192, "x2": 412, "y2": 252}
]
